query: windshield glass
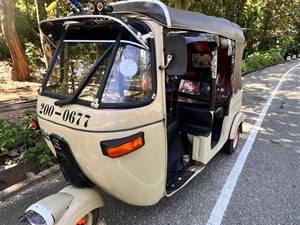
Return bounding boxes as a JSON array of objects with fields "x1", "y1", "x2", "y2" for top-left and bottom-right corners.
[
  {"x1": 43, "y1": 23, "x2": 153, "y2": 107},
  {"x1": 102, "y1": 44, "x2": 151, "y2": 103},
  {"x1": 45, "y1": 41, "x2": 109, "y2": 101}
]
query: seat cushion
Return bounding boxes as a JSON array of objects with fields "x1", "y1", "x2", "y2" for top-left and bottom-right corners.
[{"x1": 178, "y1": 104, "x2": 212, "y2": 136}]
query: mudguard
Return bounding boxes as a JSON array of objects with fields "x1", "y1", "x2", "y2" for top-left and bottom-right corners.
[
  {"x1": 56, "y1": 186, "x2": 104, "y2": 224},
  {"x1": 22, "y1": 185, "x2": 104, "y2": 225},
  {"x1": 229, "y1": 112, "x2": 243, "y2": 139}
]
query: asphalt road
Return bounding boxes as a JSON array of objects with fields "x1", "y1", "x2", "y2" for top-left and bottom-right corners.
[{"x1": 0, "y1": 60, "x2": 299, "y2": 225}]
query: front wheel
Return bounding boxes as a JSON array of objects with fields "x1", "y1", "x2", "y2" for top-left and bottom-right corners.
[
  {"x1": 223, "y1": 129, "x2": 240, "y2": 154},
  {"x1": 75, "y1": 208, "x2": 99, "y2": 225}
]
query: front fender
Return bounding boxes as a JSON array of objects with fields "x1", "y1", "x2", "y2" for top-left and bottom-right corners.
[
  {"x1": 55, "y1": 186, "x2": 104, "y2": 225},
  {"x1": 21, "y1": 185, "x2": 104, "y2": 225}
]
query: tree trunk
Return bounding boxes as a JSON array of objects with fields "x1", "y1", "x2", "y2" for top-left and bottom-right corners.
[
  {"x1": 35, "y1": 0, "x2": 53, "y2": 66},
  {"x1": 0, "y1": 0, "x2": 30, "y2": 81},
  {"x1": 236, "y1": 0, "x2": 247, "y2": 25}
]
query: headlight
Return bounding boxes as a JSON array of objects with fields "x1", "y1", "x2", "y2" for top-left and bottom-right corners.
[
  {"x1": 19, "y1": 204, "x2": 54, "y2": 225},
  {"x1": 19, "y1": 210, "x2": 47, "y2": 225}
]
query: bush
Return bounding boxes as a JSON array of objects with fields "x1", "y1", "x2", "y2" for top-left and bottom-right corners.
[
  {"x1": 25, "y1": 42, "x2": 44, "y2": 69},
  {"x1": 0, "y1": 110, "x2": 56, "y2": 170},
  {"x1": 242, "y1": 48, "x2": 284, "y2": 73}
]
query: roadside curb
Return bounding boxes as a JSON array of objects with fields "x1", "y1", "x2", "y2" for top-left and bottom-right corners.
[{"x1": 0, "y1": 165, "x2": 60, "y2": 202}]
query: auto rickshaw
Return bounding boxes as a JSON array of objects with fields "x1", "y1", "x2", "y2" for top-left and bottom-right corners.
[{"x1": 20, "y1": 0, "x2": 245, "y2": 224}]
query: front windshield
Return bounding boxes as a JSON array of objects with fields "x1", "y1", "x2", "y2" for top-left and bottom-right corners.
[
  {"x1": 102, "y1": 44, "x2": 151, "y2": 103},
  {"x1": 45, "y1": 41, "x2": 109, "y2": 101},
  {"x1": 43, "y1": 23, "x2": 153, "y2": 107}
]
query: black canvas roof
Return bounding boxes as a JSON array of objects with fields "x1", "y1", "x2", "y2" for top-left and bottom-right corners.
[
  {"x1": 112, "y1": 0, "x2": 245, "y2": 42},
  {"x1": 40, "y1": 0, "x2": 245, "y2": 43}
]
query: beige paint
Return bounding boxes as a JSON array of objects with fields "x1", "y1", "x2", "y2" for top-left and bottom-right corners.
[{"x1": 189, "y1": 90, "x2": 243, "y2": 164}]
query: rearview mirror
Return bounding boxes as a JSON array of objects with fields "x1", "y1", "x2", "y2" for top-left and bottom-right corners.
[{"x1": 165, "y1": 35, "x2": 187, "y2": 75}]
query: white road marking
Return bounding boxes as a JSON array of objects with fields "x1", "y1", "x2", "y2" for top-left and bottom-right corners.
[{"x1": 206, "y1": 62, "x2": 300, "y2": 225}]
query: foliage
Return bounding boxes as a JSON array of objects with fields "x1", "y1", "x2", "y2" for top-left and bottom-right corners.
[
  {"x1": 24, "y1": 143, "x2": 56, "y2": 170},
  {"x1": 16, "y1": 0, "x2": 40, "y2": 47},
  {"x1": 0, "y1": 120, "x2": 23, "y2": 154},
  {"x1": 25, "y1": 42, "x2": 44, "y2": 69},
  {"x1": 242, "y1": 48, "x2": 284, "y2": 73},
  {"x1": 242, "y1": 0, "x2": 300, "y2": 55},
  {"x1": 0, "y1": 110, "x2": 56, "y2": 170},
  {"x1": 162, "y1": 0, "x2": 195, "y2": 10}
]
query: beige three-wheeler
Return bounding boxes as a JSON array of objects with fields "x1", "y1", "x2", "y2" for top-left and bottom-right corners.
[{"x1": 20, "y1": 0, "x2": 245, "y2": 224}]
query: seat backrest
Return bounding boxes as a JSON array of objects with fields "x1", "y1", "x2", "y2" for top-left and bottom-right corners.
[{"x1": 178, "y1": 104, "x2": 212, "y2": 136}]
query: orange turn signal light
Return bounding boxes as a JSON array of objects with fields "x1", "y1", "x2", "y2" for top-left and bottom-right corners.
[
  {"x1": 101, "y1": 132, "x2": 144, "y2": 158},
  {"x1": 31, "y1": 117, "x2": 40, "y2": 130},
  {"x1": 76, "y1": 217, "x2": 85, "y2": 225}
]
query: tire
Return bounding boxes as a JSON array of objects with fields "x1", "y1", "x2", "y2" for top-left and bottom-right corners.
[
  {"x1": 223, "y1": 129, "x2": 240, "y2": 154},
  {"x1": 75, "y1": 208, "x2": 99, "y2": 225}
]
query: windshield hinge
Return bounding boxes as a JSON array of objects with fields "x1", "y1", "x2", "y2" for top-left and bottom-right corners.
[
  {"x1": 91, "y1": 98, "x2": 99, "y2": 109},
  {"x1": 139, "y1": 32, "x2": 154, "y2": 43}
]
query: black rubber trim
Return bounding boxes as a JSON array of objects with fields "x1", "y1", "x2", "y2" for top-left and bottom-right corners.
[{"x1": 50, "y1": 133, "x2": 94, "y2": 187}]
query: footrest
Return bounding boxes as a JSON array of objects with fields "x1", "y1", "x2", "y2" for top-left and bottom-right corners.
[{"x1": 166, "y1": 170, "x2": 195, "y2": 194}]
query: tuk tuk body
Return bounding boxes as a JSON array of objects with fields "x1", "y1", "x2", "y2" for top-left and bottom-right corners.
[{"x1": 21, "y1": 1, "x2": 245, "y2": 224}]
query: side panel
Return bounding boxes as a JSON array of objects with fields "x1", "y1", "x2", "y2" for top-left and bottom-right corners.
[
  {"x1": 193, "y1": 89, "x2": 243, "y2": 164},
  {"x1": 233, "y1": 41, "x2": 244, "y2": 93}
]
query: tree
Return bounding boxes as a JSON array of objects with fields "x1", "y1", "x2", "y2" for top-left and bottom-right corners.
[
  {"x1": 241, "y1": 0, "x2": 300, "y2": 53},
  {"x1": 35, "y1": 0, "x2": 53, "y2": 66},
  {"x1": 0, "y1": 0, "x2": 30, "y2": 81},
  {"x1": 162, "y1": 0, "x2": 194, "y2": 10}
]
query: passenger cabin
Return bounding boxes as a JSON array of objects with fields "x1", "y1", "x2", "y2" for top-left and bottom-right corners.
[{"x1": 165, "y1": 32, "x2": 237, "y2": 186}]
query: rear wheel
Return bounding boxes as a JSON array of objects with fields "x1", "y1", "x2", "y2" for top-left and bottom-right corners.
[
  {"x1": 75, "y1": 208, "x2": 99, "y2": 225},
  {"x1": 223, "y1": 129, "x2": 240, "y2": 154}
]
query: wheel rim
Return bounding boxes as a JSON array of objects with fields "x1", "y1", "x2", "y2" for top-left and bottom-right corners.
[
  {"x1": 232, "y1": 131, "x2": 239, "y2": 149},
  {"x1": 76, "y1": 212, "x2": 93, "y2": 225}
]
